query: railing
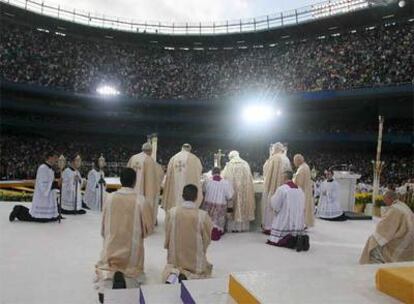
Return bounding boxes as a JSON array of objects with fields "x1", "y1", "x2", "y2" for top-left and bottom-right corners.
[{"x1": 1, "y1": 0, "x2": 374, "y2": 35}]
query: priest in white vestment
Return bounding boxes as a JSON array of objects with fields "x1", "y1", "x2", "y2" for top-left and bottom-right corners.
[
  {"x1": 163, "y1": 184, "x2": 213, "y2": 283},
  {"x1": 222, "y1": 151, "x2": 255, "y2": 232},
  {"x1": 262, "y1": 142, "x2": 291, "y2": 234},
  {"x1": 267, "y1": 171, "x2": 309, "y2": 251},
  {"x1": 162, "y1": 144, "x2": 203, "y2": 210},
  {"x1": 202, "y1": 167, "x2": 234, "y2": 240},
  {"x1": 360, "y1": 190, "x2": 414, "y2": 264},
  {"x1": 84, "y1": 159, "x2": 106, "y2": 211},
  {"x1": 9, "y1": 152, "x2": 60, "y2": 222},
  {"x1": 293, "y1": 154, "x2": 314, "y2": 227},
  {"x1": 61, "y1": 154, "x2": 87, "y2": 214},
  {"x1": 127, "y1": 143, "x2": 158, "y2": 223},
  {"x1": 95, "y1": 168, "x2": 153, "y2": 303},
  {"x1": 316, "y1": 170, "x2": 347, "y2": 221}
]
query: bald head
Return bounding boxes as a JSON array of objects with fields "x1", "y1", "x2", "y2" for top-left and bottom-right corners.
[
  {"x1": 293, "y1": 154, "x2": 305, "y2": 168},
  {"x1": 182, "y1": 143, "x2": 192, "y2": 152},
  {"x1": 383, "y1": 190, "x2": 398, "y2": 206},
  {"x1": 142, "y1": 143, "x2": 153, "y2": 155}
]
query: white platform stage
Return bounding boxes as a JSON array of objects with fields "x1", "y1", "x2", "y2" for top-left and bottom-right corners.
[{"x1": 0, "y1": 201, "x2": 384, "y2": 304}]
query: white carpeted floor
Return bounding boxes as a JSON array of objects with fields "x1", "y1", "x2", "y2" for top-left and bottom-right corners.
[{"x1": 0, "y1": 202, "x2": 379, "y2": 304}]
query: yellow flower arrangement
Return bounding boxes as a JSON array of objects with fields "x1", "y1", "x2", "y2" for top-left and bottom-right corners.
[
  {"x1": 0, "y1": 189, "x2": 33, "y2": 202},
  {"x1": 355, "y1": 193, "x2": 384, "y2": 206}
]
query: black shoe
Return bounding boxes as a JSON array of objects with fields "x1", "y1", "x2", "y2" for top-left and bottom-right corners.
[
  {"x1": 178, "y1": 273, "x2": 187, "y2": 283},
  {"x1": 82, "y1": 202, "x2": 90, "y2": 210},
  {"x1": 61, "y1": 209, "x2": 86, "y2": 215},
  {"x1": 287, "y1": 236, "x2": 297, "y2": 249},
  {"x1": 112, "y1": 271, "x2": 126, "y2": 289},
  {"x1": 98, "y1": 293, "x2": 104, "y2": 304},
  {"x1": 296, "y1": 235, "x2": 304, "y2": 252},
  {"x1": 9, "y1": 208, "x2": 17, "y2": 222},
  {"x1": 303, "y1": 235, "x2": 310, "y2": 251}
]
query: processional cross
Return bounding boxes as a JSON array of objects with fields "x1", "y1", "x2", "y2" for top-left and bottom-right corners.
[
  {"x1": 371, "y1": 116, "x2": 385, "y2": 205},
  {"x1": 214, "y1": 149, "x2": 225, "y2": 169}
]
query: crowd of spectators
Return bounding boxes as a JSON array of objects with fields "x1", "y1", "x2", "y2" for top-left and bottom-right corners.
[
  {"x1": 1, "y1": 135, "x2": 412, "y2": 187},
  {"x1": 1, "y1": 19, "x2": 413, "y2": 100}
]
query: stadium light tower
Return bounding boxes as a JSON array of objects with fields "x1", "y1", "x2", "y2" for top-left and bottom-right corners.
[
  {"x1": 242, "y1": 103, "x2": 281, "y2": 124},
  {"x1": 96, "y1": 85, "x2": 120, "y2": 96}
]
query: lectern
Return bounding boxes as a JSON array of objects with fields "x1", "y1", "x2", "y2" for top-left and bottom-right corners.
[{"x1": 333, "y1": 171, "x2": 361, "y2": 212}]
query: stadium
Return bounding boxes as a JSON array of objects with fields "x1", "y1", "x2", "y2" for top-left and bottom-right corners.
[{"x1": 0, "y1": 0, "x2": 413, "y2": 303}]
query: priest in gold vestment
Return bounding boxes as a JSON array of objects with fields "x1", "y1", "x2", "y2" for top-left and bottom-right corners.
[
  {"x1": 162, "y1": 144, "x2": 203, "y2": 210},
  {"x1": 360, "y1": 190, "x2": 414, "y2": 264},
  {"x1": 163, "y1": 184, "x2": 213, "y2": 283},
  {"x1": 95, "y1": 168, "x2": 154, "y2": 302},
  {"x1": 127, "y1": 143, "x2": 159, "y2": 224},
  {"x1": 293, "y1": 154, "x2": 314, "y2": 228},
  {"x1": 222, "y1": 150, "x2": 255, "y2": 232},
  {"x1": 262, "y1": 142, "x2": 291, "y2": 234}
]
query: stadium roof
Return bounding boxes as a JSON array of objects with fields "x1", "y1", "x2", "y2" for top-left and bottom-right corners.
[{"x1": 1, "y1": 0, "x2": 413, "y2": 47}]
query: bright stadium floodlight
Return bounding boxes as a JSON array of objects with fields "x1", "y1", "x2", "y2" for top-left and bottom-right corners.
[
  {"x1": 96, "y1": 85, "x2": 120, "y2": 96},
  {"x1": 242, "y1": 104, "x2": 278, "y2": 124}
]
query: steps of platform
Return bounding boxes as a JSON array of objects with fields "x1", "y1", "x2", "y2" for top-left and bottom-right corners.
[
  {"x1": 181, "y1": 278, "x2": 236, "y2": 304},
  {"x1": 140, "y1": 284, "x2": 181, "y2": 304},
  {"x1": 229, "y1": 263, "x2": 414, "y2": 304},
  {"x1": 104, "y1": 288, "x2": 139, "y2": 304}
]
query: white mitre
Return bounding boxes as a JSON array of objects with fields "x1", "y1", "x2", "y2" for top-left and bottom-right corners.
[
  {"x1": 272, "y1": 142, "x2": 284, "y2": 153},
  {"x1": 228, "y1": 150, "x2": 240, "y2": 160}
]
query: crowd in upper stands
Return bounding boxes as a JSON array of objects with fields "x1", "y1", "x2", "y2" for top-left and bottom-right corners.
[
  {"x1": 1, "y1": 135, "x2": 412, "y2": 187},
  {"x1": 1, "y1": 19, "x2": 413, "y2": 100}
]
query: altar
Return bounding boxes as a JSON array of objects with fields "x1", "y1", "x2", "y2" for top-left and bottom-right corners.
[{"x1": 104, "y1": 177, "x2": 266, "y2": 231}]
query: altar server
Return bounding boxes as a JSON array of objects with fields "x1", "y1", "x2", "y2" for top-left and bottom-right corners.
[
  {"x1": 85, "y1": 158, "x2": 106, "y2": 211},
  {"x1": 202, "y1": 167, "x2": 234, "y2": 240},
  {"x1": 267, "y1": 171, "x2": 309, "y2": 251},
  {"x1": 316, "y1": 169, "x2": 347, "y2": 221},
  {"x1": 9, "y1": 151, "x2": 60, "y2": 222},
  {"x1": 61, "y1": 154, "x2": 87, "y2": 214}
]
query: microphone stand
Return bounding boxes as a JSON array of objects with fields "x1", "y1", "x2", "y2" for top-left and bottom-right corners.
[
  {"x1": 58, "y1": 176, "x2": 62, "y2": 223},
  {"x1": 98, "y1": 173, "x2": 105, "y2": 212},
  {"x1": 97, "y1": 154, "x2": 106, "y2": 212},
  {"x1": 57, "y1": 155, "x2": 66, "y2": 223},
  {"x1": 74, "y1": 174, "x2": 79, "y2": 215}
]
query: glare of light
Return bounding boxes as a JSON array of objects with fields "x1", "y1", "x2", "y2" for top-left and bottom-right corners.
[
  {"x1": 398, "y1": 1, "x2": 406, "y2": 8},
  {"x1": 242, "y1": 104, "x2": 279, "y2": 123},
  {"x1": 96, "y1": 85, "x2": 120, "y2": 96}
]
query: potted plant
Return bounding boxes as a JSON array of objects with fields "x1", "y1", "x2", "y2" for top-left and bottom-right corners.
[
  {"x1": 354, "y1": 193, "x2": 370, "y2": 213},
  {"x1": 373, "y1": 195, "x2": 385, "y2": 217}
]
